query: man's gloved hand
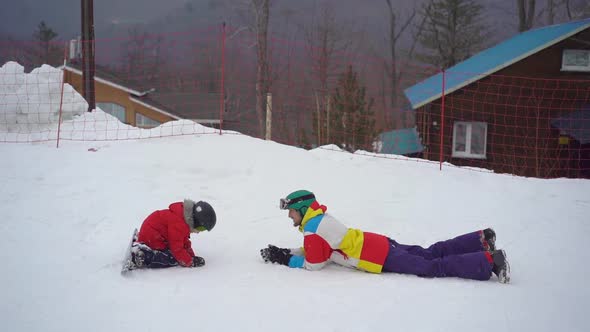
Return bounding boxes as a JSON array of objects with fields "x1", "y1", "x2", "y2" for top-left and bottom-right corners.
[
  {"x1": 192, "y1": 256, "x2": 205, "y2": 267},
  {"x1": 260, "y1": 244, "x2": 292, "y2": 266}
]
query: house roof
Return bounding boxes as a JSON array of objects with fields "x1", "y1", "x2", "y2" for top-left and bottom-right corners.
[
  {"x1": 378, "y1": 127, "x2": 423, "y2": 155},
  {"x1": 404, "y1": 18, "x2": 590, "y2": 109},
  {"x1": 63, "y1": 61, "x2": 221, "y2": 123},
  {"x1": 551, "y1": 107, "x2": 590, "y2": 144},
  {"x1": 64, "y1": 61, "x2": 152, "y2": 96},
  {"x1": 135, "y1": 90, "x2": 222, "y2": 123}
]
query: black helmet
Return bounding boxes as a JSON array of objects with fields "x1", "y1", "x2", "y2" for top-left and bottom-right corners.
[{"x1": 193, "y1": 201, "x2": 217, "y2": 231}]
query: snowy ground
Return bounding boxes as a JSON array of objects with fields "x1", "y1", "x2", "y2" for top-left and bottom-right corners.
[
  {"x1": 1, "y1": 132, "x2": 589, "y2": 332},
  {"x1": 1, "y1": 61, "x2": 590, "y2": 331}
]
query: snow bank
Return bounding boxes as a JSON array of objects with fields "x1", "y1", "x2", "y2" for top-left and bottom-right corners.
[{"x1": 0, "y1": 61, "x2": 219, "y2": 142}]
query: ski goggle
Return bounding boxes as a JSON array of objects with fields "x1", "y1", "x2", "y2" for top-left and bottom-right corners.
[
  {"x1": 279, "y1": 194, "x2": 315, "y2": 210},
  {"x1": 194, "y1": 225, "x2": 207, "y2": 232}
]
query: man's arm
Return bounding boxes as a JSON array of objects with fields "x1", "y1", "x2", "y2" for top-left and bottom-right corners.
[
  {"x1": 260, "y1": 233, "x2": 332, "y2": 271},
  {"x1": 288, "y1": 233, "x2": 331, "y2": 270}
]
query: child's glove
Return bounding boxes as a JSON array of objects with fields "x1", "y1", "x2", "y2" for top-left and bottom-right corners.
[
  {"x1": 260, "y1": 244, "x2": 292, "y2": 266},
  {"x1": 192, "y1": 256, "x2": 205, "y2": 267}
]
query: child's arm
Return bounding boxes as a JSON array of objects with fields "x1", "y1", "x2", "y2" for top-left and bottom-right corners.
[{"x1": 168, "y1": 224, "x2": 194, "y2": 267}]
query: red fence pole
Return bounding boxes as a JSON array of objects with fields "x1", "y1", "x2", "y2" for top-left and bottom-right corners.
[
  {"x1": 439, "y1": 69, "x2": 446, "y2": 171},
  {"x1": 56, "y1": 43, "x2": 68, "y2": 148},
  {"x1": 219, "y1": 22, "x2": 226, "y2": 135}
]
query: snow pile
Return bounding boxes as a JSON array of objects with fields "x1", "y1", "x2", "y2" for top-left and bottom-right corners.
[
  {"x1": 0, "y1": 62, "x2": 220, "y2": 142},
  {"x1": 0, "y1": 61, "x2": 87, "y2": 133},
  {"x1": 57, "y1": 115, "x2": 218, "y2": 141}
]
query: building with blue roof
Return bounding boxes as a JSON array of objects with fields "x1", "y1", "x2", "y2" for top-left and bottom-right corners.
[
  {"x1": 378, "y1": 127, "x2": 424, "y2": 157},
  {"x1": 403, "y1": 18, "x2": 590, "y2": 179}
]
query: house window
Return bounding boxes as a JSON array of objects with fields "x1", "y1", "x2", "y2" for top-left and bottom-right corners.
[
  {"x1": 452, "y1": 121, "x2": 487, "y2": 159},
  {"x1": 561, "y1": 49, "x2": 590, "y2": 72},
  {"x1": 136, "y1": 113, "x2": 161, "y2": 128},
  {"x1": 97, "y1": 102, "x2": 126, "y2": 123}
]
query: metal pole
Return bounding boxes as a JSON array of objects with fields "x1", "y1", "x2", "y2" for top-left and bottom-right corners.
[
  {"x1": 315, "y1": 91, "x2": 320, "y2": 146},
  {"x1": 439, "y1": 69, "x2": 446, "y2": 171},
  {"x1": 265, "y1": 93, "x2": 272, "y2": 140},
  {"x1": 326, "y1": 95, "x2": 330, "y2": 143},
  {"x1": 81, "y1": 0, "x2": 95, "y2": 112},
  {"x1": 80, "y1": 0, "x2": 86, "y2": 100},
  {"x1": 219, "y1": 22, "x2": 226, "y2": 135},
  {"x1": 57, "y1": 43, "x2": 68, "y2": 148}
]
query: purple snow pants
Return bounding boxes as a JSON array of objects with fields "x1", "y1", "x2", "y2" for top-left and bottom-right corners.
[{"x1": 381, "y1": 231, "x2": 493, "y2": 280}]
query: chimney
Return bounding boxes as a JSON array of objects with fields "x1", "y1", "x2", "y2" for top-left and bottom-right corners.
[{"x1": 68, "y1": 37, "x2": 82, "y2": 61}]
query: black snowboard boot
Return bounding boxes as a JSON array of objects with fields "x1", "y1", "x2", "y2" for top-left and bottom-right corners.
[
  {"x1": 131, "y1": 243, "x2": 153, "y2": 269},
  {"x1": 492, "y1": 249, "x2": 510, "y2": 284},
  {"x1": 482, "y1": 228, "x2": 496, "y2": 252}
]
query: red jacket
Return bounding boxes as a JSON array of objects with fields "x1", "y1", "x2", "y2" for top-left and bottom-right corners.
[{"x1": 137, "y1": 201, "x2": 195, "y2": 266}]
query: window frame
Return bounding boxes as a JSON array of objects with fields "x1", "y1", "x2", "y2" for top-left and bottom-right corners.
[
  {"x1": 135, "y1": 112, "x2": 161, "y2": 128},
  {"x1": 96, "y1": 102, "x2": 126, "y2": 123},
  {"x1": 561, "y1": 49, "x2": 590, "y2": 72},
  {"x1": 452, "y1": 121, "x2": 488, "y2": 159}
]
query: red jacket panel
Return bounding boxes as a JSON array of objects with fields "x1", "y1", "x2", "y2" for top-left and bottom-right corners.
[
  {"x1": 303, "y1": 233, "x2": 332, "y2": 264},
  {"x1": 137, "y1": 202, "x2": 194, "y2": 266}
]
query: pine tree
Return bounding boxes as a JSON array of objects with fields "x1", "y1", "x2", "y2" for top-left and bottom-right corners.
[
  {"x1": 417, "y1": 0, "x2": 488, "y2": 69},
  {"x1": 331, "y1": 65, "x2": 376, "y2": 152},
  {"x1": 32, "y1": 21, "x2": 60, "y2": 66}
]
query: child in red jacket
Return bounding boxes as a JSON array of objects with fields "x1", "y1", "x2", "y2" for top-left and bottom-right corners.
[{"x1": 129, "y1": 199, "x2": 216, "y2": 269}]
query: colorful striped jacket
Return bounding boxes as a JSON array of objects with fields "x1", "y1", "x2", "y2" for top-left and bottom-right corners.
[{"x1": 288, "y1": 201, "x2": 391, "y2": 273}]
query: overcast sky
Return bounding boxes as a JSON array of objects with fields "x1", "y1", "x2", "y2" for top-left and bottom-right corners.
[
  {"x1": 0, "y1": 0, "x2": 191, "y2": 39},
  {"x1": 0, "y1": 0, "x2": 498, "y2": 39},
  {"x1": 1, "y1": 0, "x2": 581, "y2": 47}
]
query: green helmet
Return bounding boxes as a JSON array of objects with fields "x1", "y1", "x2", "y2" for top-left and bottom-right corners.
[{"x1": 280, "y1": 190, "x2": 316, "y2": 216}]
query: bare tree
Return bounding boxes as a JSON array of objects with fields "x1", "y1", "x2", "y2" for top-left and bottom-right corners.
[
  {"x1": 520, "y1": 0, "x2": 590, "y2": 31},
  {"x1": 302, "y1": 1, "x2": 353, "y2": 145},
  {"x1": 121, "y1": 27, "x2": 165, "y2": 82},
  {"x1": 251, "y1": 0, "x2": 271, "y2": 138},
  {"x1": 517, "y1": 0, "x2": 537, "y2": 31},
  {"x1": 384, "y1": 0, "x2": 417, "y2": 129},
  {"x1": 564, "y1": 0, "x2": 590, "y2": 19},
  {"x1": 503, "y1": 0, "x2": 588, "y2": 30},
  {"x1": 493, "y1": 0, "x2": 586, "y2": 32},
  {"x1": 189, "y1": 33, "x2": 223, "y2": 94},
  {"x1": 418, "y1": 0, "x2": 489, "y2": 69},
  {"x1": 218, "y1": 0, "x2": 273, "y2": 137},
  {"x1": 565, "y1": 0, "x2": 573, "y2": 19},
  {"x1": 546, "y1": 0, "x2": 556, "y2": 24},
  {"x1": 270, "y1": 7, "x2": 302, "y2": 144}
]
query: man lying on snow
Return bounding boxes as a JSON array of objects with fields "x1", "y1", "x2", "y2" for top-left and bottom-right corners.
[
  {"x1": 260, "y1": 190, "x2": 510, "y2": 283},
  {"x1": 128, "y1": 199, "x2": 217, "y2": 270}
]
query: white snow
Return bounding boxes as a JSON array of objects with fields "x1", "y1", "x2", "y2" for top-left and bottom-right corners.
[
  {"x1": 0, "y1": 61, "x2": 220, "y2": 142},
  {"x1": 1, "y1": 62, "x2": 590, "y2": 332}
]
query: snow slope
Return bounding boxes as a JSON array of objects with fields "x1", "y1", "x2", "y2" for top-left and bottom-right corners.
[
  {"x1": 1, "y1": 61, "x2": 589, "y2": 331},
  {"x1": 1, "y1": 134, "x2": 589, "y2": 332}
]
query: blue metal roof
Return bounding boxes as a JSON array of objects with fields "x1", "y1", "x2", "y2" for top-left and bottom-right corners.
[
  {"x1": 404, "y1": 18, "x2": 590, "y2": 109},
  {"x1": 378, "y1": 127, "x2": 424, "y2": 155}
]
